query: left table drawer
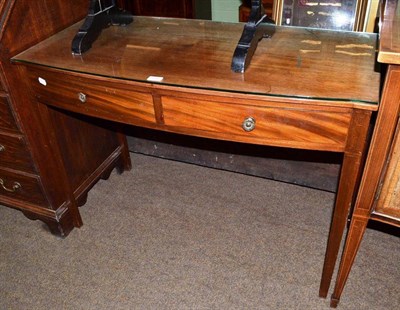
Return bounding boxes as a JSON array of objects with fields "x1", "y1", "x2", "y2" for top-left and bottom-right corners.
[{"x1": 27, "y1": 67, "x2": 157, "y2": 127}]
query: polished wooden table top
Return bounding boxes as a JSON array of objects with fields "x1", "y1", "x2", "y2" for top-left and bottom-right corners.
[{"x1": 14, "y1": 17, "x2": 380, "y2": 105}]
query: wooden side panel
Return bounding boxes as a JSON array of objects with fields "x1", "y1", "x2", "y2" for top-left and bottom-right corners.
[
  {"x1": 47, "y1": 106, "x2": 123, "y2": 199},
  {"x1": 1, "y1": 0, "x2": 88, "y2": 56}
]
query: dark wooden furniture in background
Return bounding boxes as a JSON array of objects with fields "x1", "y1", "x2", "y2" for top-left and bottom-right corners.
[
  {"x1": 13, "y1": 16, "x2": 380, "y2": 305},
  {"x1": 0, "y1": 0, "x2": 131, "y2": 236},
  {"x1": 120, "y1": 0, "x2": 194, "y2": 18},
  {"x1": 239, "y1": 0, "x2": 274, "y2": 22},
  {"x1": 327, "y1": 0, "x2": 400, "y2": 307}
]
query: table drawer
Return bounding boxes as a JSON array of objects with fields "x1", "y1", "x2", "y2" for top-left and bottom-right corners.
[
  {"x1": 0, "y1": 95, "x2": 19, "y2": 132},
  {"x1": 162, "y1": 96, "x2": 352, "y2": 151},
  {"x1": 28, "y1": 68, "x2": 156, "y2": 126},
  {"x1": 0, "y1": 168, "x2": 48, "y2": 207},
  {"x1": 0, "y1": 132, "x2": 36, "y2": 173}
]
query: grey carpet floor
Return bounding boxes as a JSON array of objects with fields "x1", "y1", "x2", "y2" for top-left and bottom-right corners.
[{"x1": 0, "y1": 153, "x2": 399, "y2": 309}]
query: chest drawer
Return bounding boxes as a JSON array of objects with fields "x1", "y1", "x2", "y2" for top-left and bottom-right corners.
[
  {"x1": 0, "y1": 132, "x2": 36, "y2": 173},
  {"x1": 0, "y1": 167, "x2": 48, "y2": 207},
  {"x1": 0, "y1": 95, "x2": 19, "y2": 132},
  {"x1": 162, "y1": 96, "x2": 352, "y2": 152},
  {"x1": 28, "y1": 67, "x2": 156, "y2": 126},
  {"x1": 0, "y1": 69, "x2": 7, "y2": 92}
]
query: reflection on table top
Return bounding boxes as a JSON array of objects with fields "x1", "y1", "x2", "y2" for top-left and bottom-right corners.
[{"x1": 14, "y1": 16, "x2": 380, "y2": 104}]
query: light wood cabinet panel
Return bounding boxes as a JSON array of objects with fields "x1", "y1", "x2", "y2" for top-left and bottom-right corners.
[{"x1": 374, "y1": 119, "x2": 400, "y2": 223}]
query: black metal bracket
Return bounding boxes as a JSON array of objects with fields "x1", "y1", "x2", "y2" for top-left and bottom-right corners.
[
  {"x1": 72, "y1": 0, "x2": 133, "y2": 55},
  {"x1": 231, "y1": 0, "x2": 275, "y2": 73}
]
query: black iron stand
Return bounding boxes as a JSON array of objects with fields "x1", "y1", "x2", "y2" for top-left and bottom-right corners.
[
  {"x1": 72, "y1": 0, "x2": 133, "y2": 55},
  {"x1": 231, "y1": 0, "x2": 275, "y2": 73}
]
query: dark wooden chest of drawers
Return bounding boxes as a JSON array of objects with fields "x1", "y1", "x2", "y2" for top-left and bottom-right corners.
[{"x1": 0, "y1": 0, "x2": 131, "y2": 236}]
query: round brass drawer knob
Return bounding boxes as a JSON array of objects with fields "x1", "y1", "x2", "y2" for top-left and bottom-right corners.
[
  {"x1": 242, "y1": 117, "x2": 256, "y2": 132},
  {"x1": 0, "y1": 144, "x2": 5, "y2": 152},
  {"x1": 78, "y1": 92, "x2": 87, "y2": 103}
]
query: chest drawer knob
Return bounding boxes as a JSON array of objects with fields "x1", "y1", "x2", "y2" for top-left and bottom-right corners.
[
  {"x1": 0, "y1": 178, "x2": 21, "y2": 193},
  {"x1": 78, "y1": 92, "x2": 87, "y2": 103},
  {"x1": 0, "y1": 144, "x2": 4, "y2": 152},
  {"x1": 242, "y1": 117, "x2": 256, "y2": 132}
]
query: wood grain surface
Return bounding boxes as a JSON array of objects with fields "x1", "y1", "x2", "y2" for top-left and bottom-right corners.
[{"x1": 13, "y1": 17, "x2": 380, "y2": 105}]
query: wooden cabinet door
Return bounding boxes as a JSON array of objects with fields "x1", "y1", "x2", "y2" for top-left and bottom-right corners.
[{"x1": 121, "y1": 0, "x2": 194, "y2": 18}]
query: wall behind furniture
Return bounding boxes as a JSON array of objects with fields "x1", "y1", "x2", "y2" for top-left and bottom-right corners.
[{"x1": 211, "y1": 0, "x2": 241, "y2": 22}]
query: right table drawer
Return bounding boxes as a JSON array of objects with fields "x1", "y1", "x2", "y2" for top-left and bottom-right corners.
[{"x1": 162, "y1": 95, "x2": 352, "y2": 152}]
